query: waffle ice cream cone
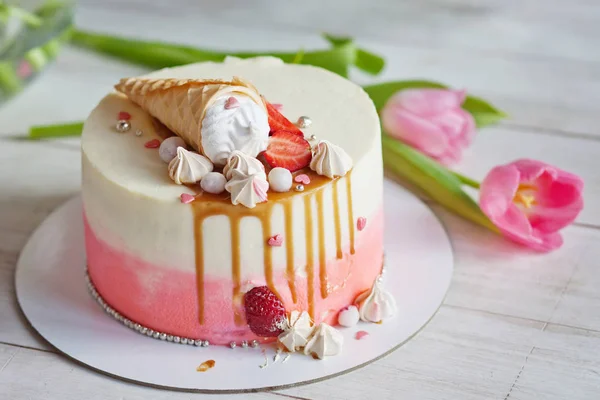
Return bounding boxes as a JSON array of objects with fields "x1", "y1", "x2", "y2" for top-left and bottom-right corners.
[{"x1": 114, "y1": 76, "x2": 266, "y2": 154}]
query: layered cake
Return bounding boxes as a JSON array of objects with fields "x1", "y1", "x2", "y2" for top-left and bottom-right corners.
[{"x1": 82, "y1": 57, "x2": 395, "y2": 358}]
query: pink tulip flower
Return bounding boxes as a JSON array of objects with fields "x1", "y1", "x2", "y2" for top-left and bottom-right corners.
[
  {"x1": 479, "y1": 159, "x2": 584, "y2": 252},
  {"x1": 381, "y1": 88, "x2": 476, "y2": 165}
]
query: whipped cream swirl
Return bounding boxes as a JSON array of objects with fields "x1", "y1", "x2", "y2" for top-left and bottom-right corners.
[
  {"x1": 224, "y1": 169, "x2": 269, "y2": 208},
  {"x1": 355, "y1": 280, "x2": 397, "y2": 323},
  {"x1": 223, "y1": 150, "x2": 266, "y2": 180},
  {"x1": 309, "y1": 140, "x2": 353, "y2": 178},
  {"x1": 201, "y1": 94, "x2": 269, "y2": 166},
  {"x1": 278, "y1": 311, "x2": 314, "y2": 352},
  {"x1": 303, "y1": 323, "x2": 343, "y2": 359},
  {"x1": 168, "y1": 147, "x2": 213, "y2": 185}
]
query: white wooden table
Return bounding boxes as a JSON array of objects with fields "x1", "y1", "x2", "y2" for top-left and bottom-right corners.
[{"x1": 1, "y1": 1, "x2": 599, "y2": 398}]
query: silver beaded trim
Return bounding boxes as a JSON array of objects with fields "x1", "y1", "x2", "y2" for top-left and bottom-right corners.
[{"x1": 85, "y1": 271, "x2": 211, "y2": 347}]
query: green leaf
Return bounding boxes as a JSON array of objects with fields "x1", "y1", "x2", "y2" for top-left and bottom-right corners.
[
  {"x1": 71, "y1": 30, "x2": 364, "y2": 78},
  {"x1": 363, "y1": 80, "x2": 507, "y2": 128},
  {"x1": 322, "y1": 33, "x2": 385, "y2": 75},
  {"x1": 462, "y1": 94, "x2": 508, "y2": 128},
  {"x1": 382, "y1": 133, "x2": 497, "y2": 232},
  {"x1": 28, "y1": 121, "x2": 84, "y2": 139}
]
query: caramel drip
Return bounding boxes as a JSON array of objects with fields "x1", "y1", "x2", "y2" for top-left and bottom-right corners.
[
  {"x1": 332, "y1": 180, "x2": 343, "y2": 259},
  {"x1": 262, "y1": 215, "x2": 281, "y2": 300},
  {"x1": 316, "y1": 190, "x2": 328, "y2": 299},
  {"x1": 283, "y1": 201, "x2": 297, "y2": 303},
  {"x1": 346, "y1": 172, "x2": 355, "y2": 254},
  {"x1": 303, "y1": 196, "x2": 315, "y2": 319},
  {"x1": 194, "y1": 216, "x2": 205, "y2": 324},
  {"x1": 230, "y1": 217, "x2": 243, "y2": 325}
]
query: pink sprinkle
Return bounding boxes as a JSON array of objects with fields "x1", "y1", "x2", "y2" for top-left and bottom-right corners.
[
  {"x1": 17, "y1": 61, "x2": 32, "y2": 79},
  {"x1": 180, "y1": 193, "x2": 195, "y2": 204},
  {"x1": 267, "y1": 234, "x2": 284, "y2": 247},
  {"x1": 357, "y1": 217, "x2": 367, "y2": 231},
  {"x1": 272, "y1": 103, "x2": 283, "y2": 111},
  {"x1": 294, "y1": 174, "x2": 311, "y2": 185},
  {"x1": 144, "y1": 139, "x2": 161, "y2": 148},
  {"x1": 224, "y1": 97, "x2": 240, "y2": 109},
  {"x1": 355, "y1": 331, "x2": 369, "y2": 340},
  {"x1": 118, "y1": 111, "x2": 132, "y2": 120}
]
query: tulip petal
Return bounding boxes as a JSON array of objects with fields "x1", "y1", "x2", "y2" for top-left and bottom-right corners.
[
  {"x1": 381, "y1": 108, "x2": 449, "y2": 157},
  {"x1": 480, "y1": 165, "x2": 520, "y2": 218},
  {"x1": 490, "y1": 203, "x2": 564, "y2": 252},
  {"x1": 528, "y1": 170, "x2": 584, "y2": 232},
  {"x1": 430, "y1": 111, "x2": 465, "y2": 139},
  {"x1": 393, "y1": 89, "x2": 464, "y2": 117},
  {"x1": 511, "y1": 159, "x2": 552, "y2": 182}
]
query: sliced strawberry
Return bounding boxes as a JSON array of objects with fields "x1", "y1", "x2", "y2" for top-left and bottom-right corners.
[
  {"x1": 244, "y1": 286, "x2": 288, "y2": 337},
  {"x1": 263, "y1": 130, "x2": 312, "y2": 172},
  {"x1": 265, "y1": 101, "x2": 303, "y2": 136}
]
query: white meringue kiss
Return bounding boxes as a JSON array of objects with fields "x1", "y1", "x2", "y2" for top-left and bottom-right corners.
[
  {"x1": 303, "y1": 323, "x2": 343, "y2": 359},
  {"x1": 168, "y1": 147, "x2": 213, "y2": 185},
  {"x1": 355, "y1": 280, "x2": 397, "y2": 323},
  {"x1": 201, "y1": 94, "x2": 269, "y2": 166},
  {"x1": 278, "y1": 311, "x2": 314, "y2": 352},
  {"x1": 223, "y1": 150, "x2": 266, "y2": 180},
  {"x1": 225, "y1": 169, "x2": 269, "y2": 208},
  {"x1": 309, "y1": 140, "x2": 353, "y2": 179},
  {"x1": 337, "y1": 305, "x2": 360, "y2": 327}
]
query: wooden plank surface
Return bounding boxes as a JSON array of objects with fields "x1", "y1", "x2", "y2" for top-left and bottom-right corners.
[{"x1": 0, "y1": 0, "x2": 599, "y2": 399}]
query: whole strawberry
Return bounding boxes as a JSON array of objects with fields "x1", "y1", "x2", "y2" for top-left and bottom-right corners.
[{"x1": 244, "y1": 286, "x2": 288, "y2": 337}]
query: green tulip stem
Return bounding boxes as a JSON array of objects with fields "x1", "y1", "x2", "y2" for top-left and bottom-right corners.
[{"x1": 28, "y1": 121, "x2": 84, "y2": 139}]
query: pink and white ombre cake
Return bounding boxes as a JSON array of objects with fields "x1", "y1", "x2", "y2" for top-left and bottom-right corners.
[{"x1": 81, "y1": 57, "x2": 396, "y2": 359}]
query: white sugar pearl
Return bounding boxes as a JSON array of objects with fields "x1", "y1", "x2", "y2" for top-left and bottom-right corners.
[
  {"x1": 337, "y1": 305, "x2": 360, "y2": 327},
  {"x1": 201, "y1": 172, "x2": 227, "y2": 194},
  {"x1": 159, "y1": 136, "x2": 186, "y2": 163},
  {"x1": 268, "y1": 167, "x2": 293, "y2": 192}
]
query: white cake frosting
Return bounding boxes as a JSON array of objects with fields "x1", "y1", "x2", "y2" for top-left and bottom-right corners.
[{"x1": 81, "y1": 57, "x2": 382, "y2": 280}]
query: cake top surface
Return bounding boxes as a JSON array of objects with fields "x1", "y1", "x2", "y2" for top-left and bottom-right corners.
[{"x1": 82, "y1": 57, "x2": 380, "y2": 201}]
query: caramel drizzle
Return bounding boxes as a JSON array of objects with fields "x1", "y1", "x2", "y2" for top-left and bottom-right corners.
[
  {"x1": 194, "y1": 215, "x2": 205, "y2": 324},
  {"x1": 346, "y1": 173, "x2": 356, "y2": 254},
  {"x1": 316, "y1": 190, "x2": 328, "y2": 299},
  {"x1": 303, "y1": 196, "x2": 316, "y2": 318},
  {"x1": 283, "y1": 201, "x2": 297, "y2": 303},
  {"x1": 332, "y1": 180, "x2": 343, "y2": 259},
  {"x1": 262, "y1": 215, "x2": 281, "y2": 300},
  {"x1": 191, "y1": 169, "x2": 354, "y2": 325},
  {"x1": 230, "y1": 217, "x2": 243, "y2": 325}
]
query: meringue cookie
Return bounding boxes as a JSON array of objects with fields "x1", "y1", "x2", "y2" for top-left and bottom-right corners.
[
  {"x1": 337, "y1": 305, "x2": 360, "y2": 327},
  {"x1": 168, "y1": 147, "x2": 213, "y2": 185},
  {"x1": 278, "y1": 311, "x2": 314, "y2": 352},
  {"x1": 225, "y1": 170, "x2": 269, "y2": 208},
  {"x1": 201, "y1": 94, "x2": 269, "y2": 166},
  {"x1": 268, "y1": 167, "x2": 293, "y2": 192},
  {"x1": 355, "y1": 280, "x2": 397, "y2": 323},
  {"x1": 223, "y1": 150, "x2": 266, "y2": 180},
  {"x1": 303, "y1": 323, "x2": 343, "y2": 359},
  {"x1": 309, "y1": 140, "x2": 353, "y2": 178}
]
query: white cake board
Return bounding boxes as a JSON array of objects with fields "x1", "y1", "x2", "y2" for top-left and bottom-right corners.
[{"x1": 15, "y1": 180, "x2": 453, "y2": 392}]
